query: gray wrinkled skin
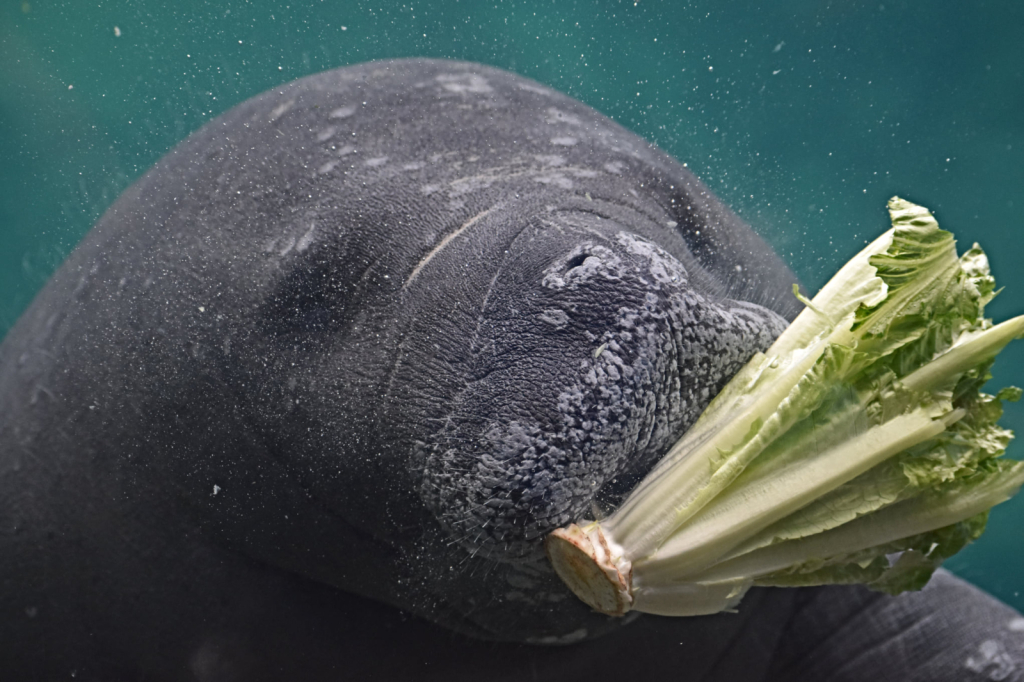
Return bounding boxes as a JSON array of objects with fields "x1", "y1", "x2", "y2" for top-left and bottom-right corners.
[
  {"x1": 422, "y1": 229, "x2": 785, "y2": 561},
  {"x1": 2, "y1": 60, "x2": 1022, "y2": 681}
]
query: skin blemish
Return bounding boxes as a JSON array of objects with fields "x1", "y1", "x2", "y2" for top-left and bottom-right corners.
[
  {"x1": 269, "y1": 99, "x2": 295, "y2": 122},
  {"x1": 436, "y1": 73, "x2": 493, "y2": 94},
  {"x1": 316, "y1": 126, "x2": 338, "y2": 142},
  {"x1": 545, "y1": 107, "x2": 582, "y2": 126},
  {"x1": 539, "y1": 309, "x2": 570, "y2": 328},
  {"x1": 964, "y1": 640, "x2": 1018, "y2": 680},
  {"x1": 329, "y1": 105, "x2": 356, "y2": 119}
]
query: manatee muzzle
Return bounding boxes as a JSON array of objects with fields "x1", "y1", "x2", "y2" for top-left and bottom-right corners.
[{"x1": 420, "y1": 230, "x2": 788, "y2": 563}]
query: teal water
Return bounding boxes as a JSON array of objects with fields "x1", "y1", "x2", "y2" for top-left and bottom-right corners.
[{"x1": 2, "y1": 1, "x2": 1022, "y2": 610}]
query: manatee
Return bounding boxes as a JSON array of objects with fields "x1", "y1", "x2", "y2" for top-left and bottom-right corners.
[{"x1": 2, "y1": 59, "x2": 1022, "y2": 681}]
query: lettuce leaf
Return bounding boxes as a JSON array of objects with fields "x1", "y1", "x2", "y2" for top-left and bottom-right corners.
[{"x1": 547, "y1": 197, "x2": 1024, "y2": 617}]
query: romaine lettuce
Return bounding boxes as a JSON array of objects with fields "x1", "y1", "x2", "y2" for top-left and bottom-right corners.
[{"x1": 546, "y1": 197, "x2": 1024, "y2": 617}]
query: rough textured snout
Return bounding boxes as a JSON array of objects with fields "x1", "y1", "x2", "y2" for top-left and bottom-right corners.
[{"x1": 420, "y1": 219, "x2": 789, "y2": 561}]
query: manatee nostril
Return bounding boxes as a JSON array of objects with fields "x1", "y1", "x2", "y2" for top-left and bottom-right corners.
[{"x1": 563, "y1": 253, "x2": 590, "y2": 271}]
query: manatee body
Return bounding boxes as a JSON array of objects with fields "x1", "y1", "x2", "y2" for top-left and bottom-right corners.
[{"x1": 2, "y1": 60, "x2": 1022, "y2": 681}]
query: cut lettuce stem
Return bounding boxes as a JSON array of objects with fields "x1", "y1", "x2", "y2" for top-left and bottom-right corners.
[{"x1": 546, "y1": 197, "x2": 1024, "y2": 618}]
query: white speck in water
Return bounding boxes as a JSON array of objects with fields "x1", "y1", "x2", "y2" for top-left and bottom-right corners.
[
  {"x1": 594, "y1": 343, "x2": 607, "y2": 358},
  {"x1": 113, "y1": 26, "x2": 121, "y2": 37},
  {"x1": 735, "y1": 264, "x2": 743, "y2": 272},
  {"x1": 198, "y1": 306, "x2": 205, "y2": 313},
  {"x1": 212, "y1": 485, "x2": 221, "y2": 496}
]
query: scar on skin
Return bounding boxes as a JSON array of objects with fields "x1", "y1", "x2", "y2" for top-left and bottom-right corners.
[
  {"x1": 329, "y1": 105, "x2": 356, "y2": 119},
  {"x1": 316, "y1": 126, "x2": 338, "y2": 142},
  {"x1": 402, "y1": 208, "x2": 494, "y2": 290},
  {"x1": 269, "y1": 99, "x2": 295, "y2": 122}
]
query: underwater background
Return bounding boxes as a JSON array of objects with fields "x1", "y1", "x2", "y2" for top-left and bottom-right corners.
[{"x1": 2, "y1": 0, "x2": 1022, "y2": 611}]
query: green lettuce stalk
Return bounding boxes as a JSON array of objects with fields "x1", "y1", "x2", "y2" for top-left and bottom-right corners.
[{"x1": 546, "y1": 197, "x2": 1024, "y2": 617}]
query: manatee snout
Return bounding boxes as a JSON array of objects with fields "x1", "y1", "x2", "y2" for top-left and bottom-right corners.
[{"x1": 420, "y1": 217, "x2": 788, "y2": 562}]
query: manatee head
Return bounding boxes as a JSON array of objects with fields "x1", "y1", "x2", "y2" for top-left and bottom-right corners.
[
  {"x1": 418, "y1": 212, "x2": 788, "y2": 564},
  {"x1": 203, "y1": 61, "x2": 801, "y2": 642},
  {"x1": 0, "y1": 59, "x2": 800, "y2": 651}
]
